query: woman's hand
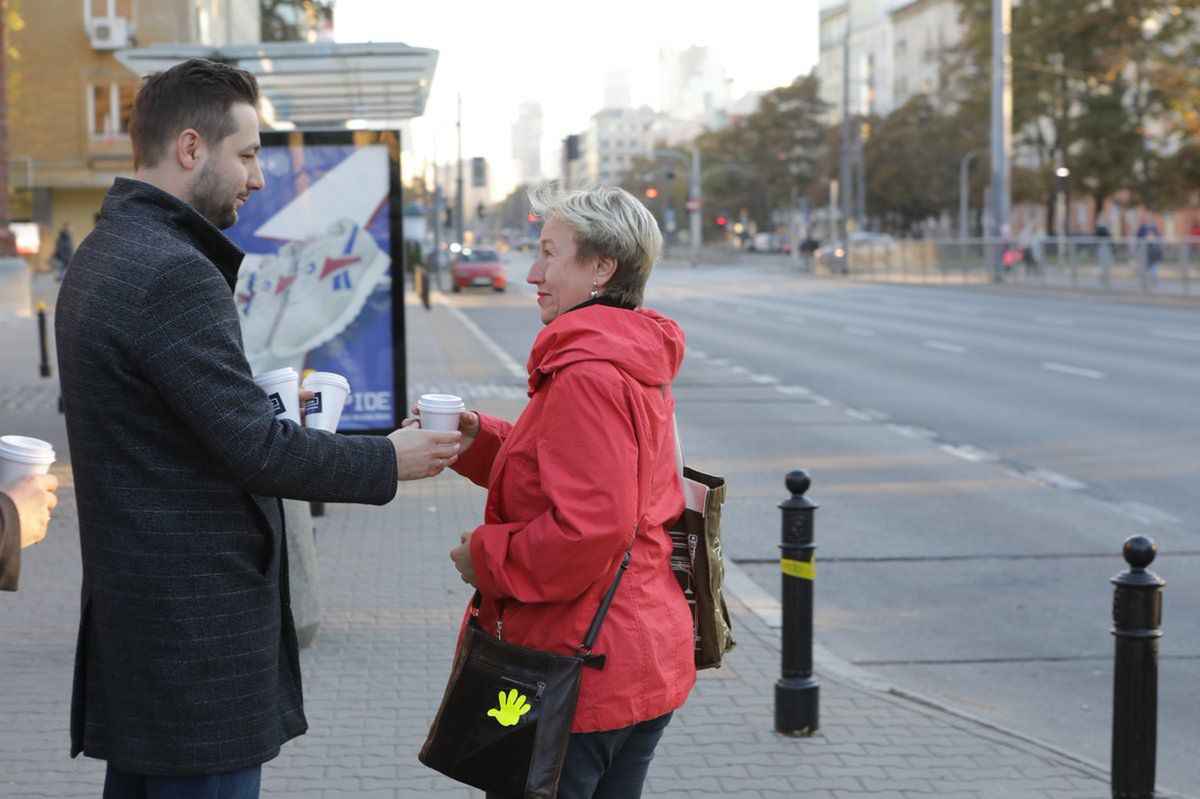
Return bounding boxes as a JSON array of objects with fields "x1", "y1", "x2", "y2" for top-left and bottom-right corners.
[
  {"x1": 451, "y1": 531, "x2": 476, "y2": 587},
  {"x1": 406, "y1": 404, "x2": 481, "y2": 456}
]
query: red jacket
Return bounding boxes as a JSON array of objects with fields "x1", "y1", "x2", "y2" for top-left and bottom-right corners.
[{"x1": 452, "y1": 303, "x2": 696, "y2": 733}]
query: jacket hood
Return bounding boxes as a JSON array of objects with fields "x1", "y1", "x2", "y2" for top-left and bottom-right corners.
[{"x1": 527, "y1": 305, "x2": 685, "y2": 395}]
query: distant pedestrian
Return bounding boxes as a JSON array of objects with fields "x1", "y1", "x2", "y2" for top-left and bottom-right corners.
[
  {"x1": 1018, "y1": 222, "x2": 1043, "y2": 278},
  {"x1": 1095, "y1": 220, "x2": 1113, "y2": 287},
  {"x1": 1136, "y1": 221, "x2": 1162, "y2": 287},
  {"x1": 50, "y1": 221, "x2": 73, "y2": 280}
]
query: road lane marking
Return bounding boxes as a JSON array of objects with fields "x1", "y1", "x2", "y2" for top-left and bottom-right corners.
[
  {"x1": 887, "y1": 424, "x2": 937, "y2": 439},
  {"x1": 1150, "y1": 329, "x2": 1200, "y2": 343},
  {"x1": 749, "y1": 374, "x2": 780, "y2": 384},
  {"x1": 844, "y1": 326, "x2": 875, "y2": 337},
  {"x1": 1034, "y1": 315, "x2": 1075, "y2": 326},
  {"x1": 1115, "y1": 502, "x2": 1182, "y2": 525},
  {"x1": 731, "y1": 365, "x2": 749, "y2": 375},
  {"x1": 1024, "y1": 469, "x2": 1087, "y2": 490},
  {"x1": 939, "y1": 444, "x2": 999, "y2": 462},
  {"x1": 434, "y1": 295, "x2": 527, "y2": 379},
  {"x1": 774, "y1": 385, "x2": 812, "y2": 396},
  {"x1": 846, "y1": 408, "x2": 890, "y2": 422},
  {"x1": 1042, "y1": 362, "x2": 1105, "y2": 380},
  {"x1": 925, "y1": 340, "x2": 968, "y2": 354},
  {"x1": 710, "y1": 358, "x2": 730, "y2": 367},
  {"x1": 689, "y1": 350, "x2": 708, "y2": 359}
]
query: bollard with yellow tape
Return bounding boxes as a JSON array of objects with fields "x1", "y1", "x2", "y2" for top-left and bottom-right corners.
[{"x1": 775, "y1": 469, "x2": 819, "y2": 736}]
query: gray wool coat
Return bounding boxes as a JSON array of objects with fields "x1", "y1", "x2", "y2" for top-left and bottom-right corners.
[{"x1": 55, "y1": 177, "x2": 399, "y2": 777}]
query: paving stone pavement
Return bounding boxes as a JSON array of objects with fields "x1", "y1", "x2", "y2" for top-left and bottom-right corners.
[{"x1": 0, "y1": 288, "x2": 1150, "y2": 798}]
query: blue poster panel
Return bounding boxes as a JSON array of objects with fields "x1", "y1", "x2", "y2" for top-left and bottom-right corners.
[{"x1": 227, "y1": 131, "x2": 405, "y2": 434}]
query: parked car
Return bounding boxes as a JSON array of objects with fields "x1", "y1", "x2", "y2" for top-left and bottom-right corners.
[
  {"x1": 818, "y1": 231, "x2": 895, "y2": 273},
  {"x1": 451, "y1": 248, "x2": 507, "y2": 292}
]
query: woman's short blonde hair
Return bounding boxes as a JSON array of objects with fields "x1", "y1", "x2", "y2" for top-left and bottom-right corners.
[{"x1": 528, "y1": 183, "x2": 662, "y2": 308}]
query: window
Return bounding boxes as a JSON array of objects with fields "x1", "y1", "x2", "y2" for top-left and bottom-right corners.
[
  {"x1": 87, "y1": 0, "x2": 134, "y2": 18},
  {"x1": 89, "y1": 82, "x2": 137, "y2": 140}
]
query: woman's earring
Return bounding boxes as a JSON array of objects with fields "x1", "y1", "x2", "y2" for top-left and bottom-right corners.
[{"x1": 589, "y1": 281, "x2": 599, "y2": 299}]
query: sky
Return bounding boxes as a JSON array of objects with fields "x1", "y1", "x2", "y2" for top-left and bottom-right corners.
[{"x1": 333, "y1": 0, "x2": 821, "y2": 200}]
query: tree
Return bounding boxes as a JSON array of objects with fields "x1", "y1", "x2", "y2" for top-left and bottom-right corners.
[
  {"x1": 693, "y1": 76, "x2": 828, "y2": 236},
  {"x1": 261, "y1": 0, "x2": 333, "y2": 42},
  {"x1": 862, "y1": 97, "x2": 959, "y2": 233},
  {"x1": 955, "y1": 0, "x2": 1199, "y2": 226}
]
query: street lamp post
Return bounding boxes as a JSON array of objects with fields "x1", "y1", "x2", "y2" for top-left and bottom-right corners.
[{"x1": 989, "y1": 0, "x2": 1013, "y2": 282}]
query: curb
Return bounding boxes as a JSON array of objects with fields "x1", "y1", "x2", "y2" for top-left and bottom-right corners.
[{"x1": 720, "y1": 557, "x2": 1196, "y2": 799}]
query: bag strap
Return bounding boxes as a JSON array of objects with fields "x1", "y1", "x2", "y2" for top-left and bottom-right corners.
[{"x1": 662, "y1": 385, "x2": 685, "y2": 476}]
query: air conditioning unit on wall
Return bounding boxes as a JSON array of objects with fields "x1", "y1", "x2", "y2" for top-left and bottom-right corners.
[{"x1": 89, "y1": 16, "x2": 131, "y2": 51}]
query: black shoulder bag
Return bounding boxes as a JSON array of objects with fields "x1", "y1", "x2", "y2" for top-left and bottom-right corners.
[{"x1": 419, "y1": 546, "x2": 632, "y2": 799}]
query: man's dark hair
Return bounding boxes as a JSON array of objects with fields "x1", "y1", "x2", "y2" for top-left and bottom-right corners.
[{"x1": 130, "y1": 59, "x2": 259, "y2": 170}]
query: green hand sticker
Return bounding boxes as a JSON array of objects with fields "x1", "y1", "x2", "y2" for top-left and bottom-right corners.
[{"x1": 487, "y1": 688, "x2": 531, "y2": 727}]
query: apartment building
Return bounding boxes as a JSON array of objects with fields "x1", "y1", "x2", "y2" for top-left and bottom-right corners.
[{"x1": 6, "y1": 0, "x2": 260, "y2": 266}]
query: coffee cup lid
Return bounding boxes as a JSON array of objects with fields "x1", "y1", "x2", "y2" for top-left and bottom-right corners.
[
  {"x1": 253, "y1": 367, "x2": 299, "y2": 386},
  {"x1": 417, "y1": 393, "x2": 465, "y2": 411},
  {"x1": 0, "y1": 435, "x2": 56, "y2": 463},
  {"x1": 302, "y1": 372, "x2": 350, "y2": 393}
]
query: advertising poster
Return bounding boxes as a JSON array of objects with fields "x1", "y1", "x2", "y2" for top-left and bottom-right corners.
[{"x1": 227, "y1": 131, "x2": 405, "y2": 434}]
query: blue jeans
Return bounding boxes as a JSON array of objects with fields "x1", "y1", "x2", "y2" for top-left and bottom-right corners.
[
  {"x1": 487, "y1": 711, "x2": 673, "y2": 799},
  {"x1": 102, "y1": 763, "x2": 261, "y2": 799}
]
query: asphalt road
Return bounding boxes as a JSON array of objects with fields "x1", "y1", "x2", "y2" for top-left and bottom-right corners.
[{"x1": 445, "y1": 255, "x2": 1200, "y2": 795}]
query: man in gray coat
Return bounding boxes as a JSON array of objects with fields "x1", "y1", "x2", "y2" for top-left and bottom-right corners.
[{"x1": 55, "y1": 59, "x2": 462, "y2": 797}]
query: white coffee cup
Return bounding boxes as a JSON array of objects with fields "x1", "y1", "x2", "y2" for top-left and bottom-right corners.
[
  {"x1": 302, "y1": 371, "x2": 351, "y2": 433},
  {"x1": 0, "y1": 435, "x2": 56, "y2": 484},
  {"x1": 253, "y1": 367, "x2": 301, "y2": 425},
  {"x1": 416, "y1": 394, "x2": 466, "y2": 432}
]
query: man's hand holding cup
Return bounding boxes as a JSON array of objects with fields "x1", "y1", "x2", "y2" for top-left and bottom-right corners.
[{"x1": 387, "y1": 426, "x2": 462, "y2": 480}]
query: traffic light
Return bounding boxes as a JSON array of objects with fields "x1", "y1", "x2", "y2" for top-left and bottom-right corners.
[
  {"x1": 477, "y1": 202, "x2": 486, "y2": 219},
  {"x1": 715, "y1": 215, "x2": 728, "y2": 227},
  {"x1": 645, "y1": 187, "x2": 659, "y2": 199},
  {"x1": 565, "y1": 134, "x2": 581, "y2": 161},
  {"x1": 527, "y1": 212, "x2": 537, "y2": 224},
  {"x1": 471, "y1": 157, "x2": 487, "y2": 188},
  {"x1": 444, "y1": 208, "x2": 453, "y2": 227}
]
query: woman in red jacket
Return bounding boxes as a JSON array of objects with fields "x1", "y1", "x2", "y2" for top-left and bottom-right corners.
[{"x1": 434, "y1": 184, "x2": 695, "y2": 798}]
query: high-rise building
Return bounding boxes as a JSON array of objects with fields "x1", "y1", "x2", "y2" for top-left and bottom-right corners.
[
  {"x1": 583, "y1": 106, "x2": 658, "y2": 188},
  {"x1": 659, "y1": 46, "x2": 731, "y2": 128},
  {"x1": 604, "y1": 70, "x2": 632, "y2": 109},
  {"x1": 511, "y1": 101, "x2": 543, "y2": 187}
]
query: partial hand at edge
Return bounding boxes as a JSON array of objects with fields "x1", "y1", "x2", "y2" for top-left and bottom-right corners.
[
  {"x1": 387, "y1": 426, "x2": 462, "y2": 481},
  {"x1": 1, "y1": 473, "x2": 59, "y2": 548}
]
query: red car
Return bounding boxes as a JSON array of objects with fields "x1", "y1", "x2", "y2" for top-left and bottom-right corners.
[{"x1": 451, "y1": 248, "x2": 507, "y2": 292}]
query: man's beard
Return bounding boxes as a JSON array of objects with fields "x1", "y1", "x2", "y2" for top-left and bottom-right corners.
[{"x1": 188, "y1": 161, "x2": 239, "y2": 230}]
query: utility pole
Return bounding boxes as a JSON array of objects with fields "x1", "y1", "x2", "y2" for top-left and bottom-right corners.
[
  {"x1": 839, "y1": 17, "x2": 853, "y2": 263},
  {"x1": 689, "y1": 146, "x2": 701, "y2": 269},
  {"x1": 989, "y1": 0, "x2": 1012, "y2": 281},
  {"x1": 0, "y1": 0, "x2": 19, "y2": 258},
  {"x1": 455, "y1": 93, "x2": 464, "y2": 246}
]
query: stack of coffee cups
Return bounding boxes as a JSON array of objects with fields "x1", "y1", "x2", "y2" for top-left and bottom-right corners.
[{"x1": 252, "y1": 368, "x2": 352, "y2": 433}]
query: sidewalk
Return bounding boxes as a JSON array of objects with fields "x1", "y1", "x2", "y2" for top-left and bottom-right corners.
[{"x1": 0, "y1": 287, "x2": 1148, "y2": 798}]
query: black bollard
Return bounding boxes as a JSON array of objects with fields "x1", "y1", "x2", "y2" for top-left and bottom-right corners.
[
  {"x1": 775, "y1": 469, "x2": 819, "y2": 736},
  {"x1": 37, "y1": 302, "x2": 51, "y2": 378},
  {"x1": 1111, "y1": 535, "x2": 1164, "y2": 799},
  {"x1": 310, "y1": 501, "x2": 325, "y2": 519}
]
